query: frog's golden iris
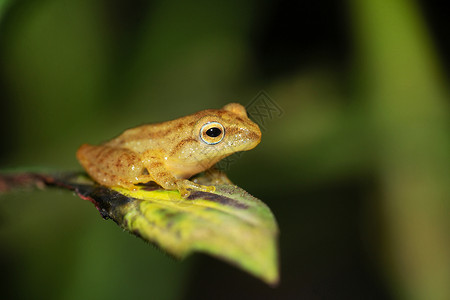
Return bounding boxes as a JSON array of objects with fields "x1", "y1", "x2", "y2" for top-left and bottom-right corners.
[{"x1": 199, "y1": 122, "x2": 225, "y2": 145}]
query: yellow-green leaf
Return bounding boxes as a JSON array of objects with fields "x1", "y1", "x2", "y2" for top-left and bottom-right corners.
[
  {"x1": 0, "y1": 171, "x2": 279, "y2": 284},
  {"x1": 5, "y1": 172, "x2": 279, "y2": 285},
  {"x1": 113, "y1": 183, "x2": 279, "y2": 285}
]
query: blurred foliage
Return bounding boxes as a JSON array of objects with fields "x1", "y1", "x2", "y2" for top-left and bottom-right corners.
[
  {"x1": 0, "y1": 0, "x2": 449, "y2": 299},
  {"x1": 351, "y1": 1, "x2": 450, "y2": 299}
]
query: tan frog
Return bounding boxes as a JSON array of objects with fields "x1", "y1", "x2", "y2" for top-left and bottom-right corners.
[{"x1": 76, "y1": 103, "x2": 261, "y2": 197}]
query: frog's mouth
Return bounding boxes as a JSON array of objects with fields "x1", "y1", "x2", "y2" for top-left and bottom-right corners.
[{"x1": 240, "y1": 136, "x2": 261, "y2": 152}]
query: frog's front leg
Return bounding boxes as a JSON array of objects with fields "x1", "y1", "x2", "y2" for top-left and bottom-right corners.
[{"x1": 141, "y1": 150, "x2": 215, "y2": 198}]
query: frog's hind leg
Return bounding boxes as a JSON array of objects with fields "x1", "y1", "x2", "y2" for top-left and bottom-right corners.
[{"x1": 77, "y1": 144, "x2": 154, "y2": 189}]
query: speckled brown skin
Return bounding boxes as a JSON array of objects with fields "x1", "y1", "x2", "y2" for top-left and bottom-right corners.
[{"x1": 76, "y1": 103, "x2": 261, "y2": 197}]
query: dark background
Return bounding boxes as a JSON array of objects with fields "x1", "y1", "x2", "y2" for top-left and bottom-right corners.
[{"x1": 1, "y1": 0, "x2": 449, "y2": 299}]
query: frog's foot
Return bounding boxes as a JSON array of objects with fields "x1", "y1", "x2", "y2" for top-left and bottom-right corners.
[
  {"x1": 114, "y1": 181, "x2": 139, "y2": 191},
  {"x1": 176, "y1": 179, "x2": 215, "y2": 198},
  {"x1": 115, "y1": 175, "x2": 156, "y2": 191}
]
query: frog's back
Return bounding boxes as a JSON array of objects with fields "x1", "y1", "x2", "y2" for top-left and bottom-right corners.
[{"x1": 104, "y1": 113, "x2": 202, "y2": 153}]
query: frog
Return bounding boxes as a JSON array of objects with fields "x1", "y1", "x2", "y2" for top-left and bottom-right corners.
[{"x1": 76, "y1": 103, "x2": 261, "y2": 198}]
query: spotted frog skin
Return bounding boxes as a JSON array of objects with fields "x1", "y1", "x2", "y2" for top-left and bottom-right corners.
[{"x1": 76, "y1": 103, "x2": 261, "y2": 197}]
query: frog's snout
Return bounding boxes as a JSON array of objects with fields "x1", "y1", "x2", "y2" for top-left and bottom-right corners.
[{"x1": 243, "y1": 123, "x2": 262, "y2": 150}]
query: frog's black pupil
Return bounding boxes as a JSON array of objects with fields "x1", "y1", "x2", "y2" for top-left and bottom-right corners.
[{"x1": 206, "y1": 127, "x2": 222, "y2": 138}]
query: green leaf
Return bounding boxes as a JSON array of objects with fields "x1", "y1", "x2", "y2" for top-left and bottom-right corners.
[{"x1": 0, "y1": 171, "x2": 279, "y2": 285}]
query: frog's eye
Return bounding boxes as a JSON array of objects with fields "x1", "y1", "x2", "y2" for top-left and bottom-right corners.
[{"x1": 200, "y1": 122, "x2": 225, "y2": 145}]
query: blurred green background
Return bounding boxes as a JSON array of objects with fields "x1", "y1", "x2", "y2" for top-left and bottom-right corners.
[{"x1": 1, "y1": 0, "x2": 449, "y2": 299}]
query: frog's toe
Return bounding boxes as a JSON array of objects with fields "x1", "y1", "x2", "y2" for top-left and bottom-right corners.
[
  {"x1": 202, "y1": 185, "x2": 215, "y2": 193},
  {"x1": 176, "y1": 179, "x2": 215, "y2": 197},
  {"x1": 179, "y1": 188, "x2": 191, "y2": 198}
]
